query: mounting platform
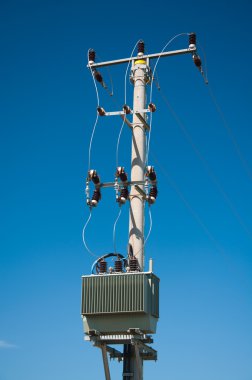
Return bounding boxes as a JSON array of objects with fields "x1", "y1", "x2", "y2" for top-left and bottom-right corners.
[{"x1": 85, "y1": 329, "x2": 157, "y2": 380}]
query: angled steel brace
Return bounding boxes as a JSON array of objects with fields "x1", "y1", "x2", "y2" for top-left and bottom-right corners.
[
  {"x1": 100, "y1": 343, "x2": 111, "y2": 380},
  {"x1": 135, "y1": 112, "x2": 150, "y2": 131}
]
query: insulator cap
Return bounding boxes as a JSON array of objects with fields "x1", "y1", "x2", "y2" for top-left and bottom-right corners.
[
  {"x1": 189, "y1": 33, "x2": 196, "y2": 46},
  {"x1": 149, "y1": 186, "x2": 158, "y2": 204},
  {"x1": 116, "y1": 167, "x2": 128, "y2": 182},
  {"x1": 92, "y1": 174, "x2": 100, "y2": 185},
  {"x1": 94, "y1": 70, "x2": 103, "y2": 83},
  {"x1": 138, "y1": 40, "x2": 145, "y2": 54},
  {"x1": 146, "y1": 166, "x2": 157, "y2": 182},
  {"x1": 97, "y1": 106, "x2": 106, "y2": 116},
  {"x1": 88, "y1": 49, "x2": 96, "y2": 62},
  {"x1": 119, "y1": 172, "x2": 128, "y2": 182},
  {"x1": 118, "y1": 187, "x2": 129, "y2": 204},
  {"x1": 91, "y1": 189, "x2": 101, "y2": 206},
  {"x1": 88, "y1": 169, "x2": 100, "y2": 184},
  {"x1": 148, "y1": 103, "x2": 156, "y2": 112},
  {"x1": 193, "y1": 55, "x2": 202, "y2": 67},
  {"x1": 123, "y1": 104, "x2": 131, "y2": 114}
]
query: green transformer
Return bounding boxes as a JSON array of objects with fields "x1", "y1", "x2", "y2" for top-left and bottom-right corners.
[{"x1": 81, "y1": 272, "x2": 159, "y2": 335}]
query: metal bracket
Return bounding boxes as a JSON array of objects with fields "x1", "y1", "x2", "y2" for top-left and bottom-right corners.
[
  {"x1": 135, "y1": 112, "x2": 150, "y2": 130},
  {"x1": 134, "y1": 185, "x2": 147, "y2": 200},
  {"x1": 104, "y1": 108, "x2": 150, "y2": 116},
  {"x1": 120, "y1": 114, "x2": 132, "y2": 129}
]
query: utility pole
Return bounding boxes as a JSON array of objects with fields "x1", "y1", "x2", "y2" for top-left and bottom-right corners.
[
  {"x1": 83, "y1": 34, "x2": 203, "y2": 380},
  {"x1": 126, "y1": 41, "x2": 150, "y2": 380},
  {"x1": 129, "y1": 41, "x2": 149, "y2": 271}
]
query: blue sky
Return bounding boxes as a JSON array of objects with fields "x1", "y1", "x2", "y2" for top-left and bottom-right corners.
[{"x1": 1, "y1": 0, "x2": 252, "y2": 379}]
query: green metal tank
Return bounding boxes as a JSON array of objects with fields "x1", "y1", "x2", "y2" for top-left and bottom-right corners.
[{"x1": 81, "y1": 272, "x2": 159, "y2": 335}]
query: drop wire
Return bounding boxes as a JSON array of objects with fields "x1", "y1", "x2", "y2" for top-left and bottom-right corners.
[
  {"x1": 113, "y1": 207, "x2": 122, "y2": 254},
  {"x1": 82, "y1": 209, "x2": 97, "y2": 258}
]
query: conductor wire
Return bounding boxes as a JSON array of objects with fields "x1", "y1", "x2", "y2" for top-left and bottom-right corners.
[
  {"x1": 146, "y1": 33, "x2": 189, "y2": 165},
  {"x1": 208, "y1": 85, "x2": 252, "y2": 182},
  {"x1": 113, "y1": 207, "x2": 122, "y2": 254},
  {"x1": 87, "y1": 49, "x2": 100, "y2": 171},
  {"x1": 82, "y1": 209, "x2": 97, "y2": 258},
  {"x1": 116, "y1": 40, "x2": 141, "y2": 168},
  {"x1": 158, "y1": 87, "x2": 252, "y2": 241}
]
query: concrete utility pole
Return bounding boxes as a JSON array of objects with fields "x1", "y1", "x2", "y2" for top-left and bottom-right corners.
[
  {"x1": 126, "y1": 44, "x2": 149, "y2": 380},
  {"x1": 129, "y1": 45, "x2": 149, "y2": 272}
]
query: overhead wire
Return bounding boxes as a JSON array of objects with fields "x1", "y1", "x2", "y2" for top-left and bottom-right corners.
[
  {"x1": 196, "y1": 41, "x2": 252, "y2": 181},
  {"x1": 115, "y1": 40, "x2": 141, "y2": 168},
  {"x1": 207, "y1": 85, "x2": 252, "y2": 182},
  {"x1": 151, "y1": 151, "x2": 252, "y2": 290},
  {"x1": 96, "y1": 52, "x2": 114, "y2": 96},
  {"x1": 87, "y1": 49, "x2": 100, "y2": 171},
  {"x1": 157, "y1": 86, "x2": 252, "y2": 242},
  {"x1": 146, "y1": 32, "x2": 189, "y2": 165},
  {"x1": 150, "y1": 151, "x2": 228, "y2": 259},
  {"x1": 113, "y1": 207, "x2": 122, "y2": 254},
  {"x1": 82, "y1": 50, "x2": 102, "y2": 257},
  {"x1": 82, "y1": 209, "x2": 97, "y2": 258}
]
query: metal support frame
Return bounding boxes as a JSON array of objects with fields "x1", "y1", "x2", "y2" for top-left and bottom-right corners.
[
  {"x1": 101, "y1": 343, "x2": 111, "y2": 380},
  {"x1": 87, "y1": 47, "x2": 196, "y2": 69},
  {"x1": 87, "y1": 330, "x2": 157, "y2": 380}
]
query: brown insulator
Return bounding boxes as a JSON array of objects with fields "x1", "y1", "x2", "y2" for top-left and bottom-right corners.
[
  {"x1": 149, "y1": 186, "x2": 158, "y2": 198},
  {"x1": 92, "y1": 173, "x2": 100, "y2": 185},
  {"x1": 193, "y1": 55, "x2": 202, "y2": 67},
  {"x1": 116, "y1": 167, "x2": 128, "y2": 182},
  {"x1": 89, "y1": 49, "x2": 95, "y2": 62},
  {"x1": 118, "y1": 187, "x2": 129, "y2": 204},
  {"x1": 129, "y1": 256, "x2": 139, "y2": 272},
  {"x1": 138, "y1": 40, "x2": 145, "y2": 54},
  {"x1": 149, "y1": 186, "x2": 158, "y2": 204},
  {"x1": 119, "y1": 172, "x2": 128, "y2": 182},
  {"x1": 123, "y1": 105, "x2": 131, "y2": 114},
  {"x1": 114, "y1": 258, "x2": 123, "y2": 272},
  {"x1": 189, "y1": 33, "x2": 196, "y2": 46},
  {"x1": 94, "y1": 70, "x2": 103, "y2": 83},
  {"x1": 147, "y1": 167, "x2": 157, "y2": 182},
  {"x1": 91, "y1": 189, "x2": 101, "y2": 206},
  {"x1": 97, "y1": 106, "x2": 106, "y2": 116},
  {"x1": 99, "y1": 259, "x2": 107, "y2": 274},
  {"x1": 149, "y1": 172, "x2": 156, "y2": 181},
  {"x1": 148, "y1": 103, "x2": 156, "y2": 112}
]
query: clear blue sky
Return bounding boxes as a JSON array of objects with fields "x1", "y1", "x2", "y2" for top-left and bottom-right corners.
[{"x1": 1, "y1": 0, "x2": 252, "y2": 379}]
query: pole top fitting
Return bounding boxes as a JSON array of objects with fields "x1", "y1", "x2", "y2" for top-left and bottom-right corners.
[
  {"x1": 189, "y1": 33, "x2": 196, "y2": 49},
  {"x1": 88, "y1": 49, "x2": 96, "y2": 65},
  {"x1": 138, "y1": 40, "x2": 145, "y2": 56}
]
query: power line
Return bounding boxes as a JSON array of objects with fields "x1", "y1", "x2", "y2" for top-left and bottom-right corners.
[
  {"x1": 146, "y1": 32, "x2": 189, "y2": 165},
  {"x1": 207, "y1": 84, "x2": 252, "y2": 182},
  {"x1": 157, "y1": 87, "x2": 252, "y2": 242}
]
